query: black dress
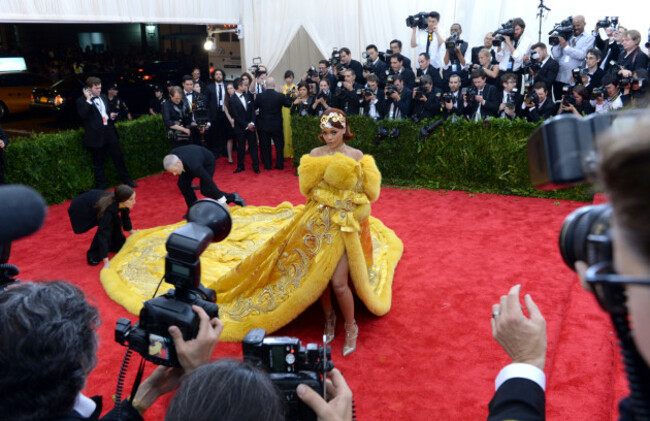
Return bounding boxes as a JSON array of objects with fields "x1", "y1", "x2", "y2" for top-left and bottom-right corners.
[{"x1": 68, "y1": 190, "x2": 132, "y2": 263}]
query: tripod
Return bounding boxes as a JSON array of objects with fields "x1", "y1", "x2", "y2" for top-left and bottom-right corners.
[{"x1": 536, "y1": 0, "x2": 551, "y2": 42}]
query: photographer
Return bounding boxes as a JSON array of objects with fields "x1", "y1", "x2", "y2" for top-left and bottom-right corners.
[
  {"x1": 163, "y1": 144, "x2": 245, "y2": 210},
  {"x1": 471, "y1": 48, "x2": 501, "y2": 88},
  {"x1": 318, "y1": 59, "x2": 337, "y2": 89},
  {"x1": 363, "y1": 44, "x2": 388, "y2": 87},
  {"x1": 617, "y1": 30, "x2": 649, "y2": 77},
  {"x1": 360, "y1": 74, "x2": 385, "y2": 120},
  {"x1": 290, "y1": 81, "x2": 314, "y2": 116},
  {"x1": 556, "y1": 85, "x2": 594, "y2": 116},
  {"x1": 410, "y1": 11, "x2": 444, "y2": 71},
  {"x1": 449, "y1": 23, "x2": 469, "y2": 59},
  {"x1": 497, "y1": 73, "x2": 522, "y2": 120},
  {"x1": 388, "y1": 54, "x2": 416, "y2": 89},
  {"x1": 443, "y1": 27, "x2": 468, "y2": 84},
  {"x1": 0, "y1": 280, "x2": 223, "y2": 421},
  {"x1": 148, "y1": 85, "x2": 166, "y2": 116},
  {"x1": 389, "y1": 39, "x2": 412, "y2": 70},
  {"x1": 594, "y1": 24, "x2": 622, "y2": 71},
  {"x1": 417, "y1": 52, "x2": 445, "y2": 91},
  {"x1": 463, "y1": 69, "x2": 500, "y2": 121},
  {"x1": 494, "y1": 18, "x2": 532, "y2": 75},
  {"x1": 382, "y1": 74, "x2": 412, "y2": 120},
  {"x1": 551, "y1": 15, "x2": 595, "y2": 101},
  {"x1": 527, "y1": 43, "x2": 559, "y2": 95},
  {"x1": 339, "y1": 47, "x2": 365, "y2": 85},
  {"x1": 441, "y1": 74, "x2": 465, "y2": 120},
  {"x1": 166, "y1": 360, "x2": 353, "y2": 421},
  {"x1": 521, "y1": 81, "x2": 555, "y2": 122},
  {"x1": 162, "y1": 86, "x2": 193, "y2": 148},
  {"x1": 575, "y1": 48, "x2": 605, "y2": 94},
  {"x1": 488, "y1": 114, "x2": 650, "y2": 421},
  {"x1": 334, "y1": 69, "x2": 362, "y2": 115},
  {"x1": 311, "y1": 79, "x2": 334, "y2": 116},
  {"x1": 411, "y1": 74, "x2": 441, "y2": 120},
  {"x1": 621, "y1": 68, "x2": 648, "y2": 108},
  {"x1": 471, "y1": 32, "x2": 497, "y2": 66},
  {"x1": 591, "y1": 73, "x2": 623, "y2": 113},
  {"x1": 251, "y1": 65, "x2": 268, "y2": 95}
]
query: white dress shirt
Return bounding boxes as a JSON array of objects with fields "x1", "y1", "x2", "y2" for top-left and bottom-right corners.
[{"x1": 495, "y1": 35, "x2": 532, "y2": 72}]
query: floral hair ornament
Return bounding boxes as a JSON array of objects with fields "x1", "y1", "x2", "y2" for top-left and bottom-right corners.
[{"x1": 320, "y1": 112, "x2": 347, "y2": 130}]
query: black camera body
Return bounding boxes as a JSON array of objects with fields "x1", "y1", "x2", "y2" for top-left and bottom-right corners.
[
  {"x1": 441, "y1": 92, "x2": 455, "y2": 103},
  {"x1": 522, "y1": 60, "x2": 542, "y2": 74},
  {"x1": 492, "y1": 20, "x2": 515, "y2": 47},
  {"x1": 446, "y1": 32, "x2": 463, "y2": 50},
  {"x1": 562, "y1": 92, "x2": 577, "y2": 107},
  {"x1": 596, "y1": 16, "x2": 618, "y2": 29},
  {"x1": 115, "y1": 199, "x2": 232, "y2": 367},
  {"x1": 463, "y1": 86, "x2": 478, "y2": 104},
  {"x1": 506, "y1": 88, "x2": 518, "y2": 109},
  {"x1": 524, "y1": 90, "x2": 539, "y2": 106},
  {"x1": 243, "y1": 329, "x2": 333, "y2": 421},
  {"x1": 591, "y1": 86, "x2": 604, "y2": 100},
  {"x1": 549, "y1": 17, "x2": 574, "y2": 46},
  {"x1": 406, "y1": 11, "x2": 429, "y2": 30},
  {"x1": 329, "y1": 49, "x2": 341, "y2": 67},
  {"x1": 385, "y1": 84, "x2": 398, "y2": 98}
]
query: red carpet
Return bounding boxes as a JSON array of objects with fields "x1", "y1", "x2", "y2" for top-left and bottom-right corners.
[{"x1": 9, "y1": 155, "x2": 627, "y2": 420}]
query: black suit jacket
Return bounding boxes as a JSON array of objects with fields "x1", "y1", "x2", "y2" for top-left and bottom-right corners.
[
  {"x1": 532, "y1": 58, "x2": 559, "y2": 91},
  {"x1": 442, "y1": 91, "x2": 465, "y2": 119},
  {"x1": 487, "y1": 378, "x2": 545, "y2": 421},
  {"x1": 255, "y1": 89, "x2": 290, "y2": 132},
  {"x1": 171, "y1": 145, "x2": 217, "y2": 206},
  {"x1": 411, "y1": 90, "x2": 442, "y2": 119},
  {"x1": 417, "y1": 65, "x2": 445, "y2": 91},
  {"x1": 471, "y1": 46, "x2": 497, "y2": 66},
  {"x1": 369, "y1": 59, "x2": 389, "y2": 86},
  {"x1": 205, "y1": 82, "x2": 227, "y2": 121},
  {"x1": 399, "y1": 68, "x2": 416, "y2": 90},
  {"x1": 526, "y1": 97, "x2": 556, "y2": 122},
  {"x1": 464, "y1": 84, "x2": 500, "y2": 119},
  {"x1": 596, "y1": 37, "x2": 622, "y2": 70},
  {"x1": 618, "y1": 47, "x2": 649, "y2": 72},
  {"x1": 347, "y1": 59, "x2": 365, "y2": 85},
  {"x1": 77, "y1": 94, "x2": 113, "y2": 148},
  {"x1": 162, "y1": 99, "x2": 191, "y2": 129},
  {"x1": 229, "y1": 92, "x2": 256, "y2": 134},
  {"x1": 382, "y1": 87, "x2": 412, "y2": 119}
]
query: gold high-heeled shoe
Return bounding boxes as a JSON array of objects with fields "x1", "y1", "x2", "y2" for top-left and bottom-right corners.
[
  {"x1": 324, "y1": 311, "x2": 336, "y2": 344},
  {"x1": 343, "y1": 321, "x2": 358, "y2": 356}
]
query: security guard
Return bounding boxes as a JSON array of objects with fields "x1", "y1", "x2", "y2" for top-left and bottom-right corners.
[
  {"x1": 149, "y1": 85, "x2": 166, "y2": 115},
  {"x1": 106, "y1": 83, "x2": 132, "y2": 121}
]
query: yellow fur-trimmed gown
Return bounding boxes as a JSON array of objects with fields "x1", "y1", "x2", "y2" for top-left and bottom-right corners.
[{"x1": 100, "y1": 153, "x2": 403, "y2": 341}]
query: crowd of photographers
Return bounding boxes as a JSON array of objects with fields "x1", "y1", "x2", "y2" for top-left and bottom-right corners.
[{"x1": 291, "y1": 12, "x2": 648, "y2": 125}]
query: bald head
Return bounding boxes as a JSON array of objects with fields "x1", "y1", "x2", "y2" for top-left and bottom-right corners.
[
  {"x1": 573, "y1": 15, "x2": 586, "y2": 35},
  {"x1": 266, "y1": 77, "x2": 276, "y2": 89}
]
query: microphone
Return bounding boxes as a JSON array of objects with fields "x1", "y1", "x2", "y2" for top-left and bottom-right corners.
[{"x1": 0, "y1": 185, "x2": 47, "y2": 245}]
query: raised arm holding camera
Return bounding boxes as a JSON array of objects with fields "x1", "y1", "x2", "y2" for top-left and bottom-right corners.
[
  {"x1": 526, "y1": 43, "x2": 558, "y2": 93},
  {"x1": 493, "y1": 18, "x2": 532, "y2": 76},
  {"x1": 551, "y1": 15, "x2": 595, "y2": 102},
  {"x1": 410, "y1": 11, "x2": 444, "y2": 72}
]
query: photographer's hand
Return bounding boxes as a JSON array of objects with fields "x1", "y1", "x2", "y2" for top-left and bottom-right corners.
[
  {"x1": 297, "y1": 369, "x2": 353, "y2": 421},
  {"x1": 131, "y1": 366, "x2": 184, "y2": 413},
  {"x1": 0, "y1": 140, "x2": 5, "y2": 149},
  {"x1": 169, "y1": 305, "x2": 224, "y2": 374},
  {"x1": 491, "y1": 284, "x2": 547, "y2": 371}
]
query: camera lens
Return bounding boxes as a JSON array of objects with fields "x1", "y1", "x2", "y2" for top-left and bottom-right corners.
[{"x1": 558, "y1": 204, "x2": 612, "y2": 270}]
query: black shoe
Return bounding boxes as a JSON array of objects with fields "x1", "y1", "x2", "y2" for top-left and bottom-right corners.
[
  {"x1": 234, "y1": 167, "x2": 245, "y2": 174},
  {"x1": 232, "y1": 192, "x2": 246, "y2": 207},
  {"x1": 192, "y1": 184, "x2": 200, "y2": 190},
  {"x1": 124, "y1": 180, "x2": 138, "y2": 188},
  {"x1": 87, "y1": 257, "x2": 101, "y2": 266},
  {"x1": 275, "y1": 164, "x2": 284, "y2": 170},
  {"x1": 264, "y1": 165, "x2": 272, "y2": 170},
  {"x1": 254, "y1": 168, "x2": 261, "y2": 174}
]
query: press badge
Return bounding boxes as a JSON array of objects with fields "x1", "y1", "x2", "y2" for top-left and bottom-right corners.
[{"x1": 452, "y1": 64, "x2": 458, "y2": 72}]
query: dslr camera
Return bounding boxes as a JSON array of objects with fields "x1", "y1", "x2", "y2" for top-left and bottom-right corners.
[
  {"x1": 463, "y1": 86, "x2": 478, "y2": 104},
  {"x1": 115, "y1": 199, "x2": 232, "y2": 367},
  {"x1": 596, "y1": 16, "x2": 619, "y2": 29},
  {"x1": 549, "y1": 16, "x2": 574, "y2": 46},
  {"x1": 406, "y1": 11, "x2": 429, "y2": 30},
  {"x1": 307, "y1": 66, "x2": 319, "y2": 79},
  {"x1": 492, "y1": 20, "x2": 516, "y2": 47},
  {"x1": 524, "y1": 89, "x2": 539, "y2": 106},
  {"x1": 329, "y1": 48, "x2": 341, "y2": 68},
  {"x1": 446, "y1": 31, "x2": 462, "y2": 50},
  {"x1": 441, "y1": 92, "x2": 455, "y2": 103},
  {"x1": 385, "y1": 84, "x2": 398, "y2": 98},
  {"x1": 243, "y1": 328, "x2": 333, "y2": 421}
]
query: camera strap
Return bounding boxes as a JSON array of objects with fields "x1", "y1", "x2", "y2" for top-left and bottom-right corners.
[{"x1": 128, "y1": 358, "x2": 147, "y2": 405}]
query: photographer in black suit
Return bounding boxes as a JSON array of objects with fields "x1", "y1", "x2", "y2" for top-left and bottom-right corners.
[
  {"x1": 388, "y1": 54, "x2": 416, "y2": 89},
  {"x1": 527, "y1": 43, "x2": 559, "y2": 97},
  {"x1": 163, "y1": 144, "x2": 245, "y2": 209},
  {"x1": 311, "y1": 79, "x2": 335, "y2": 117},
  {"x1": 180, "y1": 75, "x2": 201, "y2": 145},
  {"x1": 339, "y1": 47, "x2": 365, "y2": 85},
  {"x1": 0, "y1": 124, "x2": 7, "y2": 184},
  {"x1": 411, "y1": 74, "x2": 441, "y2": 120},
  {"x1": 522, "y1": 81, "x2": 555, "y2": 122},
  {"x1": 390, "y1": 39, "x2": 412, "y2": 70},
  {"x1": 162, "y1": 86, "x2": 193, "y2": 148},
  {"x1": 0, "y1": 280, "x2": 223, "y2": 421},
  {"x1": 205, "y1": 69, "x2": 229, "y2": 158},
  {"x1": 417, "y1": 52, "x2": 445, "y2": 91},
  {"x1": 382, "y1": 74, "x2": 412, "y2": 120},
  {"x1": 360, "y1": 74, "x2": 385, "y2": 120},
  {"x1": 229, "y1": 77, "x2": 260, "y2": 174},
  {"x1": 255, "y1": 77, "x2": 290, "y2": 170},
  {"x1": 497, "y1": 73, "x2": 523, "y2": 119},
  {"x1": 463, "y1": 69, "x2": 500, "y2": 121},
  {"x1": 334, "y1": 69, "x2": 362, "y2": 115},
  {"x1": 442, "y1": 74, "x2": 465, "y2": 120},
  {"x1": 76, "y1": 76, "x2": 136, "y2": 189},
  {"x1": 363, "y1": 44, "x2": 389, "y2": 87}
]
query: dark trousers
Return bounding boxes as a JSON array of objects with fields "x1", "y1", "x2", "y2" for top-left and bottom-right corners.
[
  {"x1": 87, "y1": 224, "x2": 125, "y2": 261},
  {"x1": 208, "y1": 113, "x2": 229, "y2": 157},
  {"x1": 87, "y1": 127, "x2": 131, "y2": 189},
  {"x1": 235, "y1": 129, "x2": 259, "y2": 170},
  {"x1": 178, "y1": 160, "x2": 234, "y2": 209},
  {"x1": 259, "y1": 128, "x2": 284, "y2": 169}
]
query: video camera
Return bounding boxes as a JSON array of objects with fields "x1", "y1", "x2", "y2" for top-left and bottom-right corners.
[
  {"x1": 249, "y1": 57, "x2": 265, "y2": 78},
  {"x1": 549, "y1": 16, "x2": 574, "y2": 46},
  {"x1": 596, "y1": 16, "x2": 619, "y2": 30},
  {"x1": 492, "y1": 20, "x2": 516, "y2": 47},
  {"x1": 406, "y1": 11, "x2": 429, "y2": 30},
  {"x1": 243, "y1": 328, "x2": 333, "y2": 421},
  {"x1": 115, "y1": 199, "x2": 232, "y2": 367},
  {"x1": 446, "y1": 31, "x2": 463, "y2": 50}
]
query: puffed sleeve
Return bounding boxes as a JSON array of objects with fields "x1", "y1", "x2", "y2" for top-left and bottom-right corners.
[
  {"x1": 360, "y1": 155, "x2": 381, "y2": 202},
  {"x1": 298, "y1": 154, "x2": 329, "y2": 196},
  {"x1": 323, "y1": 154, "x2": 360, "y2": 190}
]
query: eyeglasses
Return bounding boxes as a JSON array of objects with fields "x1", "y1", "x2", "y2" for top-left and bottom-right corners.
[{"x1": 585, "y1": 261, "x2": 650, "y2": 315}]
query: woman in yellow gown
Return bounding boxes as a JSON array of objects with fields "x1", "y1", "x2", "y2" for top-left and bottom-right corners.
[{"x1": 101, "y1": 109, "x2": 403, "y2": 356}]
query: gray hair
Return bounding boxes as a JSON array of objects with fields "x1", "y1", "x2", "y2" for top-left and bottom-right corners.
[
  {"x1": 163, "y1": 154, "x2": 180, "y2": 170},
  {"x1": 0, "y1": 281, "x2": 100, "y2": 421},
  {"x1": 165, "y1": 359, "x2": 285, "y2": 421}
]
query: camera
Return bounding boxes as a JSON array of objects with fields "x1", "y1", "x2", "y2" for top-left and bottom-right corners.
[
  {"x1": 591, "y1": 86, "x2": 604, "y2": 100},
  {"x1": 549, "y1": 16, "x2": 574, "y2": 46},
  {"x1": 249, "y1": 57, "x2": 265, "y2": 78},
  {"x1": 646, "y1": 28, "x2": 650, "y2": 49},
  {"x1": 441, "y1": 92, "x2": 455, "y2": 103},
  {"x1": 316, "y1": 90, "x2": 327, "y2": 100},
  {"x1": 406, "y1": 11, "x2": 429, "y2": 30},
  {"x1": 307, "y1": 66, "x2": 319, "y2": 78},
  {"x1": 572, "y1": 68, "x2": 588, "y2": 85},
  {"x1": 446, "y1": 31, "x2": 462, "y2": 50},
  {"x1": 522, "y1": 60, "x2": 542, "y2": 74},
  {"x1": 524, "y1": 90, "x2": 539, "y2": 106},
  {"x1": 596, "y1": 16, "x2": 618, "y2": 30},
  {"x1": 463, "y1": 86, "x2": 478, "y2": 104},
  {"x1": 491, "y1": 20, "x2": 516, "y2": 47},
  {"x1": 385, "y1": 84, "x2": 398, "y2": 98},
  {"x1": 419, "y1": 119, "x2": 443, "y2": 140},
  {"x1": 329, "y1": 48, "x2": 341, "y2": 67},
  {"x1": 363, "y1": 60, "x2": 376, "y2": 73},
  {"x1": 562, "y1": 93, "x2": 577, "y2": 107},
  {"x1": 115, "y1": 199, "x2": 232, "y2": 367},
  {"x1": 243, "y1": 328, "x2": 333, "y2": 421},
  {"x1": 506, "y1": 88, "x2": 518, "y2": 109}
]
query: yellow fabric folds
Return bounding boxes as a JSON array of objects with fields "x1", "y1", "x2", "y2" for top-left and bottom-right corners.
[{"x1": 101, "y1": 153, "x2": 403, "y2": 341}]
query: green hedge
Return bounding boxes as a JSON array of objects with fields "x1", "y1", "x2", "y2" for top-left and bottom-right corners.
[
  {"x1": 291, "y1": 115, "x2": 593, "y2": 202},
  {"x1": 5, "y1": 115, "x2": 169, "y2": 204}
]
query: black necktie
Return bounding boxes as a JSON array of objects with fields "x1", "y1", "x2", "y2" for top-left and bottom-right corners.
[
  {"x1": 426, "y1": 31, "x2": 433, "y2": 54},
  {"x1": 217, "y1": 84, "x2": 222, "y2": 103}
]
